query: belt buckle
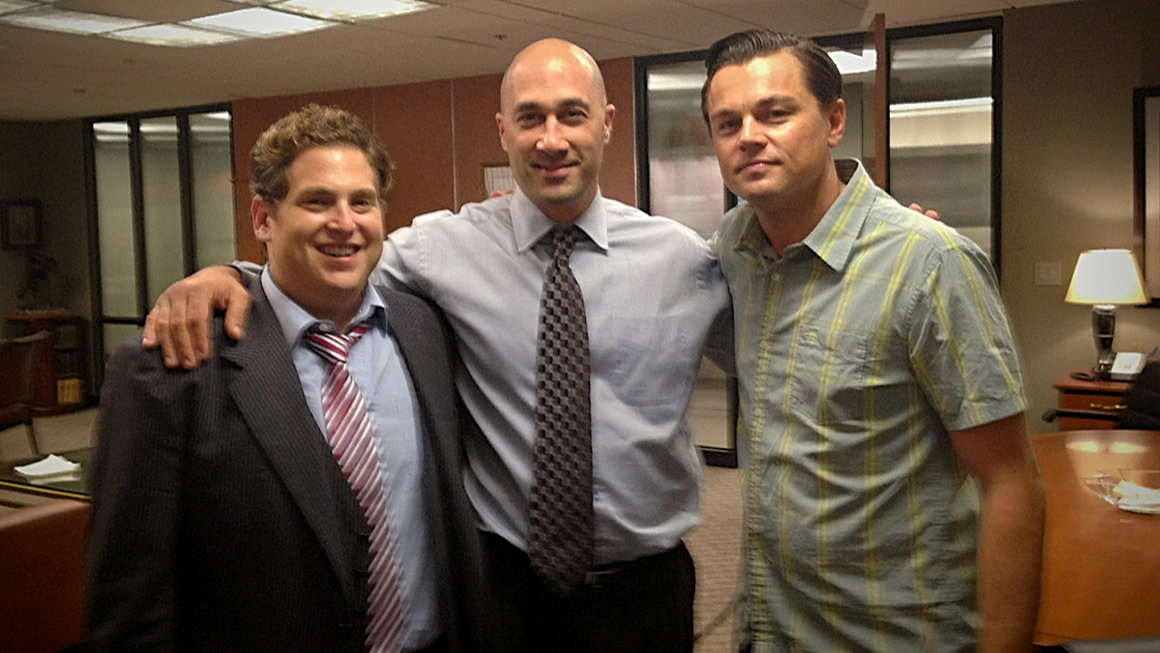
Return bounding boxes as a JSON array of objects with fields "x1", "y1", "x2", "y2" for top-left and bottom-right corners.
[{"x1": 583, "y1": 565, "x2": 621, "y2": 588}]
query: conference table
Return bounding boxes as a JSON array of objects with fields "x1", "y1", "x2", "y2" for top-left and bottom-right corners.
[{"x1": 1031, "y1": 429, "x2": 1160, "y2": 646}]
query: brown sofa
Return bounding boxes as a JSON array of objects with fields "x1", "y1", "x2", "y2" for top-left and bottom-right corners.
[{"x1": 0, "y1": 494, "x2": 88, "y2": 653}]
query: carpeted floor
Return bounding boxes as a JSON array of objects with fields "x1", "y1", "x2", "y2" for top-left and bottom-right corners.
[
  {"x1": 2, "y1": 406, "x2": 745, "y2": 653},
  {"x1": 687, "y1": 464, "x2": 743, "y2": 653}
]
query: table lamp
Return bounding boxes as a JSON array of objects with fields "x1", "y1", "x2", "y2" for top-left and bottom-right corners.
[{"x1": 1065, "y1": 248, "x2": 1147, "y2": 378}]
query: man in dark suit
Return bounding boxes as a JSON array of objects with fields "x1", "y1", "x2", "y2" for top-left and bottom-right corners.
[{"x1": 86, "y1": 104, "x2": 488, "y2": 653}]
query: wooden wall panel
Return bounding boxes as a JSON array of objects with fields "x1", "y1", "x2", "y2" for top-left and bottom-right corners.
[
  {"x1": 229, "y1": 55, "x2": 640, "y2": 260},
  {"x1": 450, "y1": 73, "x2": 505, "y2": 209},
  {"x1": 597, "y1": 57, "x2": 638, "y2": 207},
  {"x1": 372, "y1": 81, "x2": 455, "y2": 234}
]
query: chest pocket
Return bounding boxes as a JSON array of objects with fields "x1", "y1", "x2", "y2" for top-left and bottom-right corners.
[
  {"x1": 603, "y1": 316, "x2": 693, "y2": 408},
  {"x1": 787, "y1": 323, "x2": 871, "y2": 427}
]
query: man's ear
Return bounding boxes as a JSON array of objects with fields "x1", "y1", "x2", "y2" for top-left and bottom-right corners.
[
  {"x1": 252, "y1": 196, "x2": 273, "y2": 243},
  {"x1": 827, "y1": 98, "x2": 846, "y2": 148},
  {"x1": 496, "y1": 112, "x2": 509, "y2": 153},
  {"x1": 603, "y1": 104, "x2": 615, "y2": 144}
]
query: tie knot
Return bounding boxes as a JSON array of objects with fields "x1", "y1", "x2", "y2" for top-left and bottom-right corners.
[
  {"x1": 305, "y1": 321, "x2": 370, "y2": 365},
  {"x1": 551, "y1": 227, "x2": 576, "y2": 262}
]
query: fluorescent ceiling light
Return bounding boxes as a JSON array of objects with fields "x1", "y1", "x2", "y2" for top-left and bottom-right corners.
[
  {"x1": 103, "y1": 23, "x2": 243, "y2": 47},
  {"x1": 828, "y1": 49, "x2": 876, "y2": 76},
  {"x1": 185, "y1": 7, "x2": 332, "y2": 38},
  {"x1": 0, "y1": 1, "x2": 39, "y2": 16},
  {"x1": 647, "y1": 71, "x2": 704, "y2": 92},
  {"x1": 270, "y1": 0, "x2": 435, "y2": 22},
  {"x1": 890, "y1": 97, "x2": 993, "y2": 116},
  {"x1": 0, "y1": 6, "x2": 148, "y2": 34}
]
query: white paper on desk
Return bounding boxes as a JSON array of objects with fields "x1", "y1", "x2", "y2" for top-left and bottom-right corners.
[{"x1": 14, "y1": 454, "x2": 81, "y2": 480}]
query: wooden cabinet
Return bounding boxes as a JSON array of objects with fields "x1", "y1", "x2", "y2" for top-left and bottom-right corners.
[
  {"x1": 4, "y1": 312, "x2": 87, "y2": 414},
  {"x1": 1051, "y1": 368, "x2": 1130, "y2": 430}
]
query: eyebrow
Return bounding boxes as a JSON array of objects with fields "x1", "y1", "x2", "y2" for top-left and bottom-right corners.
[
  {"x1": 512, "y1": 97, "x2": 591, "y2": 114},
  {"x1": 708, "y1": 94, "x2": 799, "y2": 122}
]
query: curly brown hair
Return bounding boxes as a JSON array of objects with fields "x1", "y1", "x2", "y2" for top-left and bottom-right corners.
[{"x1": 249, "y1": 104, "x2": 394, "y2": 206}]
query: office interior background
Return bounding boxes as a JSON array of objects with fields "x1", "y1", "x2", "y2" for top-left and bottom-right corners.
[{"x1": 2, "y1": 0, "x2": 1160, "y2": 442}]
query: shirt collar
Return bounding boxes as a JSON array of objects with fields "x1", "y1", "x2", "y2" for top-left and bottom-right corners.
[
  {"x1": 731, "y1": 159, "x2": 872, "y2": 273},
  {"x1": 261, "y1": 266, "x2": 386, "y2": 348},
  {"x1": 510, "y1": 186, "x2": 610, "y2": 254}
]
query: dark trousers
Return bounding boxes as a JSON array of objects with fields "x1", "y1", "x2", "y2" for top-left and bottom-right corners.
[{"x1": 481, "y1": 532, "x2": 695, "y2": 653}]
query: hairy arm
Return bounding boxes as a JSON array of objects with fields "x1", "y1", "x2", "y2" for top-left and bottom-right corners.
[
  {"x1": 948, "y1": 412, "x2": 1045, "y2": 653},
  {"x1": 142, "y1": 265, "x2": 248, "y2": 368}
]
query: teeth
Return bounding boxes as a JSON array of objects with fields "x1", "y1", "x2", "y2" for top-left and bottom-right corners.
[{"x1": 320, "y1": 245, "x2": 356, "y2": 257}]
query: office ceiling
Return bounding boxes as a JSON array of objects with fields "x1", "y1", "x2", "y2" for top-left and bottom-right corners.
[{"x1": 0, "y1": 0, "x2": 1081, "y2": 122}]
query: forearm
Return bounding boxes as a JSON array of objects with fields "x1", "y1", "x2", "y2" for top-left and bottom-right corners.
[{"x1": 974, "y1": 469, "x2": 1045, "y2": 652}]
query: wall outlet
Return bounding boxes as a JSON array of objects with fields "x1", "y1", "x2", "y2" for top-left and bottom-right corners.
[{"x1": 1034, "y1": 261, "x2": 1062, "y2": 286}]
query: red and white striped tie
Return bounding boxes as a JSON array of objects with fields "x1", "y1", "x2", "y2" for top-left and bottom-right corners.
[{"x1": 306, "y1": 322, "x2": 406, "y2": 653}]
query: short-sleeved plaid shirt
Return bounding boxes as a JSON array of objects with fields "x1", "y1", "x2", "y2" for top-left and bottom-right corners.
[{"x1": 712, "y1": 161, "x2": 1026, "y2": 652}]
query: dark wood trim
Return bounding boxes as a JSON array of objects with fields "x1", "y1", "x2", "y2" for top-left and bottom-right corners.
[
  {"x1": 177, "y1": 113, "x2": 196, "y2": 276},
  {"x1": 699, "y1": 446, "x2": 738, "y2": 469},
  {"x1": 1133, "y1": 85, "x2": 1160, "y2": 307}
]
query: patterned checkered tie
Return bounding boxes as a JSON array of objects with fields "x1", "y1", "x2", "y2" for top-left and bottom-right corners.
[
  {"x1": 306, "y1": 322, "x2": 406, "y2": 653},
  {"x1": 527, "y1": 227, "x2": 594, "y2": 596}
]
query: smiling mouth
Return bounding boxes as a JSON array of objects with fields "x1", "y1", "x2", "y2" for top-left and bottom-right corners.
[
  {"x1": 535, "y1": 161, "x2": 576, "y2": 173},
  {"x1": 318, "y1": 245, "x2": 359, "y2": 257},
  {"x1": 738, "y1": 160, "x2": 778, "y2": 173}
]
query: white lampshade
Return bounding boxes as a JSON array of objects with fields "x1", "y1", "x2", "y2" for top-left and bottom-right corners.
[{"x1": 1065, "y1": 249, "x2": 1147, "y2": 305}]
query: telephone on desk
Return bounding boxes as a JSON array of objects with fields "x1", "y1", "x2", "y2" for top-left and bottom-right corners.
[
  {"x1": 1071, "y1": 352, "x2": 1146, "y2": 382},
  {"x1": 1110, "y1": 352, "x2": 1146, "y2": 381}
]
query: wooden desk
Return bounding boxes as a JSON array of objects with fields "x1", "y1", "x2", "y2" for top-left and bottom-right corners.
[
  {"x1": 1051, "y1": 369, "x2": 1131, "y2": 430},
  {"x1": 1031, "y1": 430, "x2": 1160, "y2": 646}
]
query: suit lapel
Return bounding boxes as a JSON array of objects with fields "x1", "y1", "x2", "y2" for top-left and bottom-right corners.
[{"x1": 221, "y1": 282, "x2": 362, "y2": 603}]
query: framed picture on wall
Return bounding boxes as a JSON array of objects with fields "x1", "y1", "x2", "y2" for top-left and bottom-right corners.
[{"x1": 1, "y1": 200, "x2": 40, "y2": 249}]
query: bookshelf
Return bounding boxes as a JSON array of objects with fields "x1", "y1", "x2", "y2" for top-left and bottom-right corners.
[{"x1": 4, "y1": 311, "x2": 87, "y2": 414}]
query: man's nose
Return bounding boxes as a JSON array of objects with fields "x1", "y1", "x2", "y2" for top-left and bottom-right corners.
[
  {"x1": 537, "y1": 116, "x2": 566, "y2": 152},
  {"x1": 329, "y1": 203, "x2": 357, "y2": 231},
  {"x1": 739, "y1": 116, "x2": 763, "y2": 145}
]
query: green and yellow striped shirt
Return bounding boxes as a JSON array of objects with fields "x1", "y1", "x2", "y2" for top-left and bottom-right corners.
[{"x1": 712, "y1": 161, "x2": 1026, "y2": 652}]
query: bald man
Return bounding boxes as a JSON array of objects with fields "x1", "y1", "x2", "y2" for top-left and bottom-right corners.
[{"x1": 144, "y1": 39, "x2": 732, "y2": 652}]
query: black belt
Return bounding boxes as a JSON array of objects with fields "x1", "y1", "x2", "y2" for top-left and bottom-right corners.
[{"x1": 485, "y1": 532, "x2": 685, "y2": 590}]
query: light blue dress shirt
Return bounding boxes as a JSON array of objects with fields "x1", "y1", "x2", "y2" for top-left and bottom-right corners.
[
  {"x1": 261, "y1": 270, "x2": 439, "y2": 652},
  {"x1": 377, "y1": 188, "x2": 732, "y2": 564}
]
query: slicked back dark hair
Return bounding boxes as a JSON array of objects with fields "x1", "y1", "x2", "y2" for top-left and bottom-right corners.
[{"x1": 701, "y1": 30, "x2": 842, "y2": 125}]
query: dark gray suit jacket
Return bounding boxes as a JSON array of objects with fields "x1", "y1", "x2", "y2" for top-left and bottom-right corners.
[{"x1": 86, "y1": 279, "x2": 490, "y2": 652}]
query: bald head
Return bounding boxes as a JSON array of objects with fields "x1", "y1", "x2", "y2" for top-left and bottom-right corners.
[
  {"x1": 494, "y1": 37, "x2": 615, "y2": 223},
  {"x1": 500, "y1": 38, "x2": 607, "y2": 112}
]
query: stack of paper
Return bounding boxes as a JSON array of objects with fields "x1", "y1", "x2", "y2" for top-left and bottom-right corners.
[{"x1": 13, "y1": 454, "x2": 82, "y2": 483}]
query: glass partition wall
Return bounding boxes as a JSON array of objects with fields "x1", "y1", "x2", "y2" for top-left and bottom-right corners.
[
  {"x1": 634, "y1": 18, "x2": 1001, "y2": 466},
  {"x1": 88, "y1": 106, "x2": 234, "y2": 389}
]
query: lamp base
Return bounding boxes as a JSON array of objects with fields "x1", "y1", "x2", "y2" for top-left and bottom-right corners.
[
  {"x1": 1091, "y1": 305, "x2": 1116, "y2": 380},
  {"x1": 1093, "y1": 348, "x2": 1116, "y2": 380}
]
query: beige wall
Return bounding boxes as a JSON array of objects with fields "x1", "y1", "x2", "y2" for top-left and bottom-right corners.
[
  {"x1": 1004, "y1": 0, "x2": 1160, "y2": 431},
  {"x1": 0, "y1": 119, "x2": 93, "y2": 395},
  {"x1": 0, "y1": 121, "x2": 90, "y2": 323}
]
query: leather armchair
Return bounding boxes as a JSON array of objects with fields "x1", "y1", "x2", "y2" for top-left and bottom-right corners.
[
  {"x1": 0, "y1": 496, "x2": 89, "y2": 653},
  {"x1": 1040, "y1": 636, "x2": 1160, "y2": 652}
]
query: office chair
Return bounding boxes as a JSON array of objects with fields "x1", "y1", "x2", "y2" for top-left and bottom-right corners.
[
  {"x1": 1042, "y1": 360, "x2": 1160, "y2": 429},
  {"x1": 0, "y1": 330, "x2": 50, "y2": 457}
]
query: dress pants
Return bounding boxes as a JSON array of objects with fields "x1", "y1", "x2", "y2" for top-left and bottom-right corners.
[{"x1": 482, "y1": 532, "x2": 695, "y2": 653}]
